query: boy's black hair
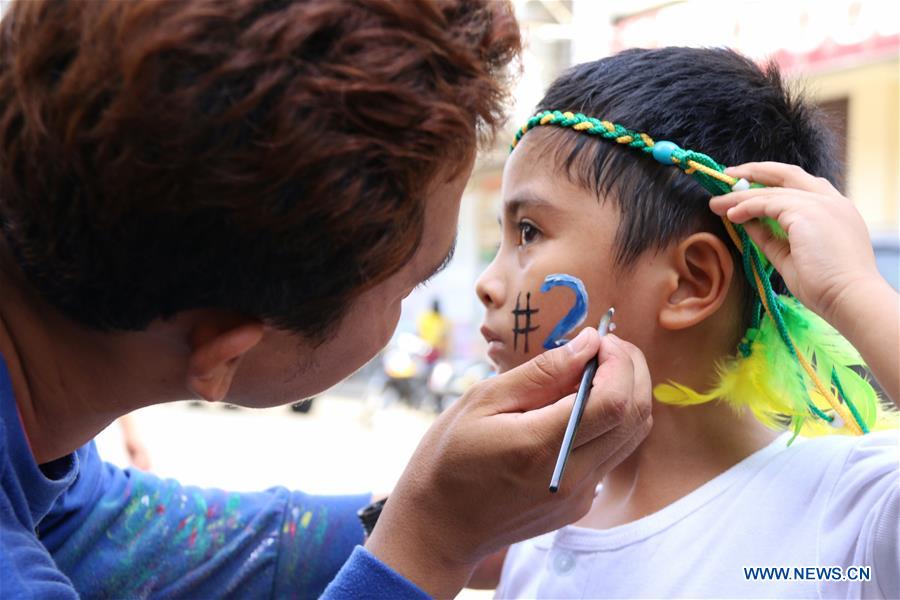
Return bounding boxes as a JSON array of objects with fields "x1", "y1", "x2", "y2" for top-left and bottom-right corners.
[{"x1": 534, "y1": 47, "x2": 842, "y2": 316}]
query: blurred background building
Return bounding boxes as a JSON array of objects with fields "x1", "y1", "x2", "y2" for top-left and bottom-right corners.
[
  {"x1": 1, "y1": 0, "x2": 894, "y2": 359},
  {"x1": 407, "y1": 0, "x2": 899, "y2": 364}
]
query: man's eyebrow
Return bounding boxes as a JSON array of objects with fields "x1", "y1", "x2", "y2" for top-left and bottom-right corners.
[{"x1": 422, "y1": 236, "x2": 457, "y2": 283}]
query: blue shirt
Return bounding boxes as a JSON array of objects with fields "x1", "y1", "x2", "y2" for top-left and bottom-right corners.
[{"x1": 0, "y1": 354, "x2": 428, "y2": 598}]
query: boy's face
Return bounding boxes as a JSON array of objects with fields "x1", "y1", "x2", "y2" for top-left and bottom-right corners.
[{"x1": 476, "y1": 133, "x2": 658, "y2": 373}]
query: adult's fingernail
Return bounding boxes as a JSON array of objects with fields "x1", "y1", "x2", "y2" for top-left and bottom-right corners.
[{"x1": 567, "y1": 328, "x2": 592, "y2": 354}]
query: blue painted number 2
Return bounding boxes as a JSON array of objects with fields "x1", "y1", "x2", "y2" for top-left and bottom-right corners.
[{"x1": 540, "y1": 273, "x2": 589, "y2": 350}]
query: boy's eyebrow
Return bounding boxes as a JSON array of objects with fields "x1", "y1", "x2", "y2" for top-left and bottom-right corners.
[{"x1": 503, "y1": 193, "x2": 563, "y2": 219}]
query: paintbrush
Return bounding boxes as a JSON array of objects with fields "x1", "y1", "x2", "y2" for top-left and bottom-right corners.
[{"x1": 549, "y1": 307, "x2": 616, "y2": 493}]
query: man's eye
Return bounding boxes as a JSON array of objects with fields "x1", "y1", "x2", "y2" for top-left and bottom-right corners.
[{"x1": 517, "y1": 221, "x2": 540, "y2": 247}]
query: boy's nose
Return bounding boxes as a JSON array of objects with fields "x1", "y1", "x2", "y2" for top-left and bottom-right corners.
[{"x1": 475, "y1": 261, "x2": 506, "y2": 309}]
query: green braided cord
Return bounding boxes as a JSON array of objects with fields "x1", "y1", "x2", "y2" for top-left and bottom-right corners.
[
  {"x1": 513, "y1": 111, "x2": 740, "y2": 196},
  {"x1": 747, "y1": 233, "x2": 792, "y2": 353},
  {"x1": 513, "y1": 111, "x2": 656, "y2": 155},
  {"x1": 738, "y1": 227, "x2": 759, "y2": 290},
  {"x1": 740, "y1": 225, "x2": 833, "y2": 423},
  {"x1": 832, "y1": 368, "x2": 870, "y2": 434},
  {"x1": 808, "y1": 401, "x2": 835, "y2": 422},
  {"x1": 751, "y1": 299, "x2": 763, "y2": 331},
  {"x1": 737, "y1": 231, "x2": 761, "y2": 358},
  {"x1": 788, "y1": 415, "x2": 804, "y2": 445},
  {"x1": 676, "y1": 150, "x2": 732, "y2": 195}
]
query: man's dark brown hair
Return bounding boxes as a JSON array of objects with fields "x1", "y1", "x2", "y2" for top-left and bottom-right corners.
[{"x1": 0, "y1": 0, "x2": 520, "y2": 338}]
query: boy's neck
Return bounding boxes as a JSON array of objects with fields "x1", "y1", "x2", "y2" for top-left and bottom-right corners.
[
  {"x1": 579, "y1": 402, "x2": 778, "y2": 529},
  {"x1": 578, "y1": 317, "x2": 780, "y2": 529}
]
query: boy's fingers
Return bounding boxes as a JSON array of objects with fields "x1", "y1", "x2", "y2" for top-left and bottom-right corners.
[{"x1": 723, "y1": 162, "x2": 835, "y2": 194}]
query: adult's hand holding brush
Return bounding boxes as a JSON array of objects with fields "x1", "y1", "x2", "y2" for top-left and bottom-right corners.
[{"x1": 364, "y1": 328, "x2": 652, "y2": 599}]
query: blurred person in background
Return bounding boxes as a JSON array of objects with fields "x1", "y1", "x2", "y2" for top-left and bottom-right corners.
[
  {"x1": 417, "y1": 299, "x2": 451, "y2": 363},
  {"x1": 0, "y1": 1, "x2": 653, "y2": 598},
  {"x1": 118, "y1": 414, "x2": 151, "y2": 472}
]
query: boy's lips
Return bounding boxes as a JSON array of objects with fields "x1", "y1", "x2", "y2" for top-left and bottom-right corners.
[
  {"x1": 481, "y1": 324, "x2": 507, "y2": 364},
  {"x1": 480, "y1": 324, "x2": 503, "y2": 344}
]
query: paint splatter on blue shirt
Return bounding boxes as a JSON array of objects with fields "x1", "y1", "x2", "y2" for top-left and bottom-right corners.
[
  {"x1": 39, "y1": 445, "x2": 368, "y2": 597},
  {"x1": 0, "y1": 354, "x2": 423, "y2": 598}
]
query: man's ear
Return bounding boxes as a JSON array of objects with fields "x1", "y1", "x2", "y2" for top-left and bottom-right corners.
[
  {"x1": 659, "y1": 232, "x2": 734, "y2": 331},
  {"x1": 185, "y1": 315, "x2": 265, "y2": 402}
]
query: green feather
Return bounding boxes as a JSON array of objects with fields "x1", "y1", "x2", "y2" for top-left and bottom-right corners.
[
  {"x1": 655, "y1": 294, "x2": 897, "y2": 437},
  {"x1": 833, "y1": 365, "x2": 876, "y2": 430},
  {"x1": 761, "y1": 216, "x2": 788, "y2": 239}
]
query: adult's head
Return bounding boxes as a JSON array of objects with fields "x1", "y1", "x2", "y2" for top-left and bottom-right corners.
[{"x1": 0, "y1": 0, "x2": 520, "y2": 409}]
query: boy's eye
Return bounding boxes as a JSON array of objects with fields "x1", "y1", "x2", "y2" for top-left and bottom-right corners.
[{"x1": 517, "y1": 221, "x2": 540, "y2": 247}]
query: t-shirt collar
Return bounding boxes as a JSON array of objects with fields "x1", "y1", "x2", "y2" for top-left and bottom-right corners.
[{"x1": 0, "y1": 352, "x2": 79, "y2": 527}]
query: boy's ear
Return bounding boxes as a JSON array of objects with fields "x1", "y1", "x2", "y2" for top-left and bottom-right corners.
[
  {"x1": 658, "y1": 232, "x2": 734, "y2": 331},
  {"x1": 185, "y1": 314, "x2": 265, "y2": 402}
]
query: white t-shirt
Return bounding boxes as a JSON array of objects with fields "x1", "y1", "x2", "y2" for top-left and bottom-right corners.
[{"x1": 497, "y1": 431, "x2": 899, "y2": 599}]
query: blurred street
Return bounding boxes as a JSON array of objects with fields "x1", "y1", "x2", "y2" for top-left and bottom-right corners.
[{"x1": 95, "y1": 382, "x2": 435, "y2": 495}]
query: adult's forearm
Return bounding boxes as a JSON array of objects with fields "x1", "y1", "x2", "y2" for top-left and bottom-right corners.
[{"x1": 831, "y1": 277, "x2": 900, "y2": 407}]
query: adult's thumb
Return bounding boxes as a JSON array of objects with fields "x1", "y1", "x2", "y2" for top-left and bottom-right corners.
[{"x1": 489, "y1": 327, "x2": 601, "y2": 413}]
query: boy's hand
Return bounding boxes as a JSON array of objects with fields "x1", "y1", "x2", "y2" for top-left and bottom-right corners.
[
  {"x1": 365, "y1": 328, "x2": 652, "y2": 598},
  {"x1": 709, "y1": 161, "x2": 885, "y2": 325}
]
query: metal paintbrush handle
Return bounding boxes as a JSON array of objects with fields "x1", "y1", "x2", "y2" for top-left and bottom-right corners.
[{"x1": 549, "y1": 307, "x2": 615, "y2": 493}]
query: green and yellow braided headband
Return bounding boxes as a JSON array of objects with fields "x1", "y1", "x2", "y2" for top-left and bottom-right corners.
[{"x1": 512, "y1": 110, "x2": 898, "y2": 438}]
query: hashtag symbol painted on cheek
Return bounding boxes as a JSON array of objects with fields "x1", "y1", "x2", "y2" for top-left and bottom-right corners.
[{"x1": 512, "y1": 292, "x2": 540, "y2": 353}]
